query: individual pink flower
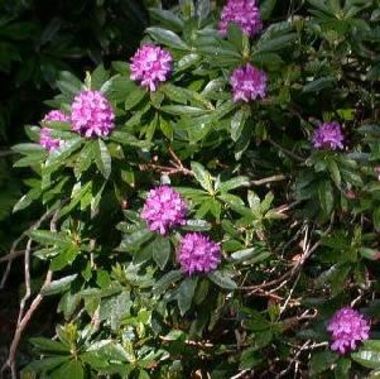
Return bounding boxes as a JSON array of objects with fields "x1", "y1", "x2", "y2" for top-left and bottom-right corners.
[
  {"x1": 230, "y1": 63, "x2": 267, "y2": 102},
  {"x1": 312, "y1": 121, "x2": 344, "y2": 150},
  {"x1": 71, "y1": 90, "x2": 115, "y2": 138},
  {"x1": 130, "y1": 44, "x2": 173, "y2": 92},
  {"x1": 39, "y1": 110, "x2": 69, "y2": 151},
  {"x1": 218, "y1": 0, "x2": 262, "y2": 37},
  {"x1": 327, "y1": 307, "x2": 370, "y2": 355},
  {"x1": 177, "y1": 232, "x2": 221, "y2": 275},
  {"x1": 141, "y1": 185, "x2": 187, "y2": 235}
]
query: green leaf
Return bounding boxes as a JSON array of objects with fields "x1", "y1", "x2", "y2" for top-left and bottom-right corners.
[
  {"x1": 29, "y1": 338, "x2": 69, "y2": 353},
  {"x1": 91, "y1": 65, "x2": 109, "y2": 90},
  {"x1": 42, "y1": 274, "x2": 78, "y2": 296},
  {"x1": 29, "y1": 230, "x2": 71, "y2": 247},
  {"x1": 45, "y1": 137, "x2": 83, "y2": 169},
  {"x1": 230, "y1": 248, "x2": 256, "y2": 261},
  {"x1": 373, "y1": 207, "x2": 380, "y2": 231},
  {"x1": 23, "y1": 356, "x2": 69, "y2": 373},
  {"x1": 239, "y1": 348, "x2": 264, "y2": 369},
  {"x1": 49, "y1": 359, "x2": 84, "y2": 379},
  {"x1": 310, "y1": 350, "x2": 338, "y2": 375},
  {"x1": 50, "y1": 245, "x2": 79, "y2": 271},
  {"x1": 146, "y1": 27, "x2": 189, "y2": 50},
  {"x1": 56, "y1": 71, "x2": 83, "y2": 97},
  {"x1": 161, "y1": 84, "x2": 190, "y2": 104},
  {"x1": 152, "y1": 235, "x2": 171, "y2": 270},
  {"x1": 159, "y1": 115, "x2": 173, "y2": 139},
  {"x1": 303, "y1": 76, "x2": 336, "y2": 93},
  {"x1": 219, "y1": 176, "x2": 249, "y2": 192},
  {"x1": 58, "y1": 181, "x2": 92, "y2": 218},
  {"x1": 177, "y1": 277, "x2": 197, "y2": 316},
  {"x1": 118, "y1": 229, "x2": 153, "y2": 252},
  {"x1": 153, "y1": 270, "x2": 182, "y2": 295},
  {"x1": 183, "y1": 219, "x2": 211, "y2": 231},
  {"x1": 13, "y1": 152, "x2": 46, "y2": 167},
  {"x1": 318, "y1": 180, "x2": 334, "y2": 215},
  {"x1": 260, "y1": 0, "x2": 277, "y2": 20},
  {"x1": 208, "y1": 270, "x2": 237, "y2": 290},
  {"x1": 231, "y1": 108, "x2": 248, "y2": 142},
  {"x1": 87, "y1": 340, "x2": 129, "y2": 362},
  {"x1": 94, "y1": 139, "x2": 112, "y2": 179},
  {"x1": 139, "y1": 369, "x2": 150, "y2": 379},
  {"x1": 256, "y1": 33, "x2": 297, "y2": 53},
  {"x1": 191, "y1": 161, "x2": 214, "y2": 193},
  {"x1": 352, "y1": 349, "x2": 380, "y2": 369},
  {"x1": 125, "y1": 86, "x2": 146, "y2": 110},
  {"x1": 161, "y1": 105, "x2": 208, "y2": 116},
  {"x1": 176, "y1": 53, "x2": 201, "y2": 72},
  {"x1": 149, "y1": 8, "x2": 184, "y2": 32},
  {"x1": 335, "y1": 358, "x2": 351, "y2": 379},
  {"x1": 99, "y1": 292, "x2": 131, "y2": 330},
  {"x1": 13, "y1": 187, "x2": 41, "y2": 213},
  {"x1": 327, "y1": 159, "x2": 341, "y2": 187},
  {"x1": 196, "y1": 0, "x2": 211, "y2": 21},
  {"x1": 12, "y1": 143, "x2": 44, "y2": 155},
  {"x1": 110, "y1": 131, "x2": 150, "y2": 148},
  {"x1": 363, "y1": 341, "x2": 380, "y2": 352}
]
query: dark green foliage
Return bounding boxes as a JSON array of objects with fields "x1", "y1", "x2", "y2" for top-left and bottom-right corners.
[{"x1": 2, "y1": 0, "x2": 380, "y2": 378}]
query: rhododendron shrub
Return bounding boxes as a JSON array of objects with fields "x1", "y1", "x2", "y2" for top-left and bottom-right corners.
[{"x1": 7, "y1": 0, "x2": 380, "y2": 378}]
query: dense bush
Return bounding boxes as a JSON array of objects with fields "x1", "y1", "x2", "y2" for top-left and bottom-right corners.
[
  {"x1": 0, "y1": 0, "x2": 148, "y2": 248},
  {"x1": 3, "y1": 0, "x2": 380, "y2": 377}
]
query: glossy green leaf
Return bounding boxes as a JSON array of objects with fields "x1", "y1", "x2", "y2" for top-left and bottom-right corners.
[
  {"x1": 177, "y1": 277, "x2": 197, "y2": 316},
  {"x1": 146, "y1": 27, "x2": 189, "y2": 50},
  {"x1": 208, "y1": 270, "x2": 237, "y2": 290}
]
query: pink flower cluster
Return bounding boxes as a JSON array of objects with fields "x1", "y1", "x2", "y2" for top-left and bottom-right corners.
[
  {"x1": 327, "y1": 307, "x2": 370, "y2": 354},
  {"x1": 71, "y1": 90, "x2": 115, "y2": 138},
  {"x1": 312, "y1": 121, "x2": 344, "y2": 150},
  {"x1": 219, "y1": 0, "x2": 262, "y2": 37},
  {"x1": 230, "y1": 63, "x2": 267, "y2": 103},
  {"x1": 42, "y1": 110, "x2": 70, "y2": 124},
  {"x1": 39, "y1": 110, "x2": 69, "y2": 151},
  {"x1": 141, "y1": 185, "x2": 222, "y2": 274},
  {"x1": 178, "y1": 232, "x2": 221, "y2": 275},
  {"x1": 130, "y1": 44, "x2": 173, "y2": 92},
  {"x1": 141, "y1": 185, "x2": 187, "y2": 235}
]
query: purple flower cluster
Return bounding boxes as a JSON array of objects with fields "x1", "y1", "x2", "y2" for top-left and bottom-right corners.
[
  {"x1": 327, "y1": 307, "x2": 370, "y2": 354},
  {"x1": 230, "y1": 63, "x2": 267, "y2": 103},
  {"x1": 71, "y1": 90, "x2": 115, "y2": 138},
  {"x1": 312, "y1": 121, "x2": 344, "y2": 150},
  {"x1": 42, "y1": 110, "x2": 70, "y2": 124},
  {"x1": 130, "y1": 44, "x2": 173, "y2": 92},
  {"x1": 141, "y1": 185, "x2": 187, "y2": 235},
  {"x1": 39, "y1": 110, "x2": 69, "y2": 151},
  {"x1": 219, "y1": 0, "x2": 262, "y2": 37},
  {"x1": 39, "y1": 128, "x2": 61, "y2": 152},
  {"x1": 178, "y1": 232, "x2": 221, "y2": 275}
]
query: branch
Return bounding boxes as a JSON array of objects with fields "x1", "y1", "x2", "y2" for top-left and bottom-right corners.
[
  {"x1": 0, "y1": 209, "x2": 54, "y2": 289},
  {"x1": 1, "y1": 269, "x2": 53, "y2": 378},
  {"x1": 139, "y1": 146, "x2": 194, "y2": 177},
  {"x1": 268, "y1": 138, "x2": 304, "y2": 163},
  {"x1": 250, "y1": 174, "x2": 287, "y2": 186}
]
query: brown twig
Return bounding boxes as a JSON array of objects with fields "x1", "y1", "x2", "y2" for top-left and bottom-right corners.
[
  {"x1": 250, "y1": 174, "x2": 287, "y2": 186},
  {"x1": 0, "y1": 209, "x2": 54, "y2": 289},
  {"x1": 0, "y1": 250, "x2": 29, "y2": 263},
  {"x1": 16, "y1": 239, "x2": 33, "y2": 326},
  {"x1": 139, "y1": 146, "x2": 194, "y2": 177},
  {"x1": 1, "y1": 210, "x2": 58, "y2": 377},
  {"x1": 1, "y1": 269, "x2": 53, "y2": 378},
  {"x1": 268, "y1": 137, "x2": 304, "y2": 163}
]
